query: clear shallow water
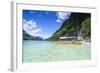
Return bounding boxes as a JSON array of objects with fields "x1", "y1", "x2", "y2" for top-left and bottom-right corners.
[{"x1": 23, "y1": 40, "x2": 91, "y2": 63}]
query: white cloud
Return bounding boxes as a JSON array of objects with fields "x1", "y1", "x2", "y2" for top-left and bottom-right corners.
[
  {"x1": 56, "y1": 19, "x2": 62, "y2": 23},
  {"x1": 23, "y1": 19, "x2": 41, "y2": 36},
  {"x1": 57, "y1": 12, "x2": 68, "y2": 20},
  {"x1": 56, "y1": 12, "x2": 71, "y2": 23},
  {"x1": 23, "y1": 19, "x2": 27, "y2": 23}
]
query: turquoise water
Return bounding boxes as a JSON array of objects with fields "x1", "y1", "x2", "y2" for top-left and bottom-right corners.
[{"x1": 23, "y1": 40, "x2": 91, "y2": 63}]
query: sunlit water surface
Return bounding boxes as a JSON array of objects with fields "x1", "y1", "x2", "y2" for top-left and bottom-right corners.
[{"x1": 23, "y1": 40, "x2": 91, "y2": 63}]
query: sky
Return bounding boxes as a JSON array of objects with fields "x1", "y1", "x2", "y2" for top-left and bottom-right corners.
[{"x1": 23, "y1": 10, "x2": 71, "y2": 39}]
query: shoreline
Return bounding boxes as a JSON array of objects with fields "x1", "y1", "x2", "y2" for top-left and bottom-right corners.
[{"x1": 23, "y1": 40, "x2": 91, "y2": 45}]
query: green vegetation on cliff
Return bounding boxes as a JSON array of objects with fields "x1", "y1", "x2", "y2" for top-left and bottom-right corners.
[
  {"x1": 47, "y1": 13, "x2": 91, "y2": 40},
  {"x1": 82, "y1": 17, "x2": 91, "y2": 39},
  {"x1": 23, "y1": 30, "x2": 34, "y2": 40},
  {"x1": 23, "y1": 30, "x2": 43, "y2": 40}
]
